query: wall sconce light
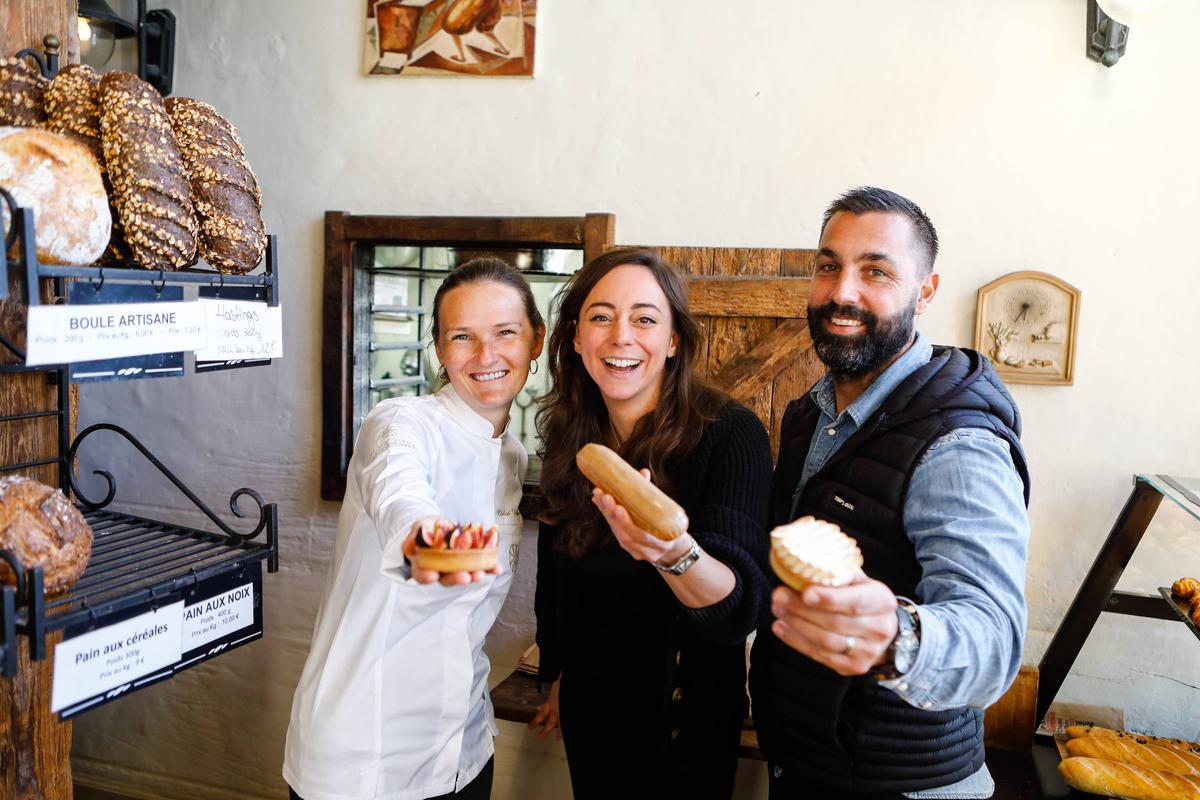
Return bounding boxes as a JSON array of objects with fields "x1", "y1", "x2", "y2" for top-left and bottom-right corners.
[
  {"x1": 1086, "y1": 0, "x2": 1164, "y2": 67},
  {"x1": 77, "y1": 0, "x2": 136, "y2": 69},
  {"x1": 76, "y1": 0, "x2": 176, "y2": 96}
]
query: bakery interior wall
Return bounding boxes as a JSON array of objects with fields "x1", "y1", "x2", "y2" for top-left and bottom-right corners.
[{"x1": 64, "y1": 1, "x2": 1200, "y2": 798}]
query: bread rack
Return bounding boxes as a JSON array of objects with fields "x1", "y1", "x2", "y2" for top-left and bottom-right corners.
[{"x1": 1, "y1": 194, "x2": 279, "y2": 718}]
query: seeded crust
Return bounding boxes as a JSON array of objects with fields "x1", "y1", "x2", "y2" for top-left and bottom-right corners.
[
  {"x1": 0, "y1": 57, "x2": 48, "y2": 127},
  {"x1": 0, "y1": 476, "x2": 93, "y2": 596},
  {"x1": 44, "y1": 64, "x2": 132, "y2": 264},
  {"x1": 165, "y1": 97, "x2": 264, "y2": 274},
  {"x1": 98, "y1": 71, "x2": 197, "y2": 270}
]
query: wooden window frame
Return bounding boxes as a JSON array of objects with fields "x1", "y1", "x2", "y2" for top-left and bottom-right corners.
[{"x1": 321, "y1": 212, "x2": 615, "y2": 501}]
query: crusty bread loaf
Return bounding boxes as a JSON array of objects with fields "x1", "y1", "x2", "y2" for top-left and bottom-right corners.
[
  {"x1": 98, "y1": 71, "x2": 197, "y2": 270},
  {"x1": 43, "y1": 64, "x2": 132, "y2": 265},
  {"x1": 1068, "y1": 726, "x2": 1200, "y2": 755},
  {"x1": 0, "y1": 57, "x2": 48, "y2": 127},
  {"x1": 1067, "y1": 736, "x2": 1200, "y2": 777},
  {"x1": 1060, "y1": 756, "x2": 1200, "y2": 800},
  {"x1": 164, "y1": 97, "x2": 265, "y2": 274},
  {"x1": 43, "y1": 64, "x2": 102, "y2": 156},
  {"x1": 575, "y1": 443, "x2": 688, "y2": 541},
  {"x1": 0, "y1": 476, "x2": 93, "y2": 595},
  {"x1": 0, "y1": 126, "x2": 111, "y2": 265}
]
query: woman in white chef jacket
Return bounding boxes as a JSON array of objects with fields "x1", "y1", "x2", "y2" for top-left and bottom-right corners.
[{"x1": 284, "y1": 257, "x2": 545, "y2": 800}]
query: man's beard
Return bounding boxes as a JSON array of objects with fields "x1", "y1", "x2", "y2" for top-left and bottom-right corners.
[{"x1": 808, "y1": 295, "x2": 918, "y2": 376}]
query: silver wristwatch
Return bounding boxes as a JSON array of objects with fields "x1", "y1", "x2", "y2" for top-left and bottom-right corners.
[
  {"x1": 655, "y1": 540, "x2": 702, "y2": 576},
  {"x1": 876, "y1": 596, "x2": 921, "y2": 681}
]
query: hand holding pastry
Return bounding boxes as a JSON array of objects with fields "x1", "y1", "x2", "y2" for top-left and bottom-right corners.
[
  {"x1": 768, "y1": 517, "x2": 896, "y2": 676},
  {"x1": 591, "y1": 469, "x2": 694, "y2": 566},
  {"x1": 401, "y1": 517, "x2": 501, "y2": 586}
]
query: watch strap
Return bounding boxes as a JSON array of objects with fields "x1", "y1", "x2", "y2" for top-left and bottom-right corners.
[{"x1": 655, "y1": 539, "x2": 701, "y2": 576}]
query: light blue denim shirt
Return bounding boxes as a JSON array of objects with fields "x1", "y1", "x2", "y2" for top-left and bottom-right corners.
[
  {"x1": 792, "y1": 331, "x2": 1029, "y2": 712},
  {"x1": 789, "y1": 332, "x2": 1029, "y2": 798}
]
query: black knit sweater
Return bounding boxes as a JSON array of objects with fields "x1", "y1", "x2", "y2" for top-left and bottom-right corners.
[{"x1": 534, "y1": 401, "x2": 772, "y2": 797}]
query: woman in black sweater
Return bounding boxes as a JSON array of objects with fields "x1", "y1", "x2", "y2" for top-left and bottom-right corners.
[{"x1": 529, "y1": 247, "x2": 772, "y2": 798}]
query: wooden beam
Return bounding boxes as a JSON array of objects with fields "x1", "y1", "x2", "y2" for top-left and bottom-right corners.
[
  {"x1": 688, "y1": 276, "x2": 809, "y2": 317},
  {"x1": 711, "y1": 321, "x2": 812, "y2": 403},
  {"x1": 582, "y1": 212, "x2": 615, "y2": 265},
  {"x1": 341, "y1": 215, "x2": 589, "y2": 248}
]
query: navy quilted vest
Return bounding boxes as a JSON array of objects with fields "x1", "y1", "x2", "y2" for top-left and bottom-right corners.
[{"x1": 750, "y1": 346, "x2": 1029, "y2": 794}]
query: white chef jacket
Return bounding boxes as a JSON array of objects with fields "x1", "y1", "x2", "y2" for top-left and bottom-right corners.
[{"x1": 283, "y1": 385, "x2": 526, "y2": 800}]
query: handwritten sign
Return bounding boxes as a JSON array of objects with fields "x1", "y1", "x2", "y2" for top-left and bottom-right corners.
[
  {"x1": 26, "y1": 302, "x2": 206, "y2": 366},
  {"x1": 51, "y1": 602, "x2": 184, "y2": 713},
  {"x1": 193, "y1": 298, "x2": 282, "y2": 362}
]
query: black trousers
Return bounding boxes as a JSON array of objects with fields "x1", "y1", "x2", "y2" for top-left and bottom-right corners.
[
  {"x1": 289, "y1": 757, "x2": 494, "y2": 800},
  {"x1": 768, "y1": 763, "x2": 906, "y2": 800}
]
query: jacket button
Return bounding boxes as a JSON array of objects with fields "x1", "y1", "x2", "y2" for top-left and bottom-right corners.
[
  {"x1": 671, "y1": 687, "x2": 683, "y2": 703},
  {"x1": 826, "y1": 427, "x2": 836, "y2": 436},
  {"x1": 921, "y1": 701, "x2": 932, "y2": 709}
]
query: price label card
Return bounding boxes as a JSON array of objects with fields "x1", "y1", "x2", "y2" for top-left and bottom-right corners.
[
  {"x1": 51, "y1": 602, "x2": 184, "y2": 713},
  {"x1": 193, "y1": 298, "x2": 283, "y2": 363},
  {"x1": 67, "y1": 283, "x2": 185, "y2": 381},
  {"x1": 26, "y1": 302, "x2": 206, "y2": 366},
  {"x1": 182, "y1": 582, "x2": 255, "y2": 652}
]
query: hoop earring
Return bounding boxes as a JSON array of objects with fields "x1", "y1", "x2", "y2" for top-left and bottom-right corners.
[{"x1": 529, "y1": 359, "x2": 539, "y2": 375}]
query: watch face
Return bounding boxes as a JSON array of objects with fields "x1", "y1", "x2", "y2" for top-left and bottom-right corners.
[
  {"x1": 894, "y1": 631, "x2": 918, "y2": 673},
  {"x1": 975, "y1": 271, "x2": 1080, "y2": 385}
]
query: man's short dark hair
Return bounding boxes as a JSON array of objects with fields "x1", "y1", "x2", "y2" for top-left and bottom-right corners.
[{"x1": 820, "y1": 187, "x2": 939, "y2": 274}]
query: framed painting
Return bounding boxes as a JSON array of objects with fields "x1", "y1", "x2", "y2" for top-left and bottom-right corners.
[{"x1": 364, "y1": 0, "x2": 537, "y2": 76}]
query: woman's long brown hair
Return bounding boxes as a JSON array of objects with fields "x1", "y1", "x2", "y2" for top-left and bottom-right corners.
[{"x1": 536, "y1": 247, "x2": 725, "y2": 558}]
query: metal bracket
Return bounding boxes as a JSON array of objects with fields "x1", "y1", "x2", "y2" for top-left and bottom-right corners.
[{"x1": 1087, "y1": 0, "x2": 1129, "y2": 67}]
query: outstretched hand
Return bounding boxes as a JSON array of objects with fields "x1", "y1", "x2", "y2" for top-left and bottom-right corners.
[
  {"x1": 769, "y1": 571, "x2": 899, "y2": 676},
  {"x1": 401, "y1": 516, "x2": 503, "y2": 586}
]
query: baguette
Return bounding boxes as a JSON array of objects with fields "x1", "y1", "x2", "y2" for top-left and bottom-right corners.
[
  {"x1": 575, "y1": 443, "x2": 687, "y2": 541},
  {"x1": 1067, "y1": 736, "x2": 1200, "y2": 777},
  {"x1": 1068, "y1": 726, "x2": 1200, "y2": 755},
  {"x1": 1059, "y1": 756, "x2": 1200, "y2": 800}
]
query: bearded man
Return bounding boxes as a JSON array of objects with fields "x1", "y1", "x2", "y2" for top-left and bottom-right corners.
[{"x1": 749, "y1": 187, "x2": 1031, "y2": 799}]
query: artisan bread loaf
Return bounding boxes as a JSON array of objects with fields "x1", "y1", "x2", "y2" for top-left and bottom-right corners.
[
  {"x1": 43, "y1": 64, "x2": 101, "y2": 156},
  {"x1": 0, "y1": 126, "x2": 111, "y2": 265},
  {"x1": 1174, "y1": 577, "x2": 1200, "y2": 600},
  {"x1": 0, "y1": 476, "x2": 92, "y2": 595},
  {"x1": 1068, "y1": 726, "x2": 1200, "y2": 755},
  {"x1": 1067, "y1": 736, "x2": 1200, "y2": 777},
  {"x1": 0, "y1": 57, "x2": 48, "y2": 127},
  {"x1": 98, "y1": 71, "x2": 197, "y2": 269},
  {"x1": 1060, "y1": 756, "x2": 1200, "y2": 800},
  {"x1": 43, "y1": 64, "x2": 131, "y2": 265},
  {"x1": 164, "y1": 97, "x2": 265, "y2": 274}
]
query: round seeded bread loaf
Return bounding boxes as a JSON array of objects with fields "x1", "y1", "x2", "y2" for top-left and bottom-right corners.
[
  {"x1": 0, "y1": 57, "x2": 48, "y2": 127},
  {"x1": 165, "y1": 97, "x2": 265, "y2": 274},
  {"x1": 98, "y1": 71, "x2": 197, "y2": 270},
  {"x1": 0, "y1": 476, "x2": 93, "y2": 596},
  {"x1": 0, "y1": 126, "x2": 111, "y2": 265}
]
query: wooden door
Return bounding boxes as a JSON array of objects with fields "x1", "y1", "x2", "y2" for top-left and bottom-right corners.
[
  {"x1": 2, "y1": 6, "x2": 81, "y2": 800},
  {"x1": 643, "y1": 246, "x2": 825, "y2": 456}
]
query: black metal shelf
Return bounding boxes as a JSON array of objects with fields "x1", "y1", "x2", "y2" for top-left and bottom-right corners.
[
  {"x1": 1158, "y1": 587, "x2": 1200, "y2": 644},
  {"x1": 1, "y1": 424, "x2": 278, "y2": 688},
  {"x1": 1036, "y1": 474, "x2": 1200, "y2": 725},
  {"x1": 0, "y1": 189, "x2": 283, "y2": 718}
]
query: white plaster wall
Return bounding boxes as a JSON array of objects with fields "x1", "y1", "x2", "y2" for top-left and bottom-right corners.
[{"x1": 69, "y1": 1, "x2": 1200, "y2": 798}]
